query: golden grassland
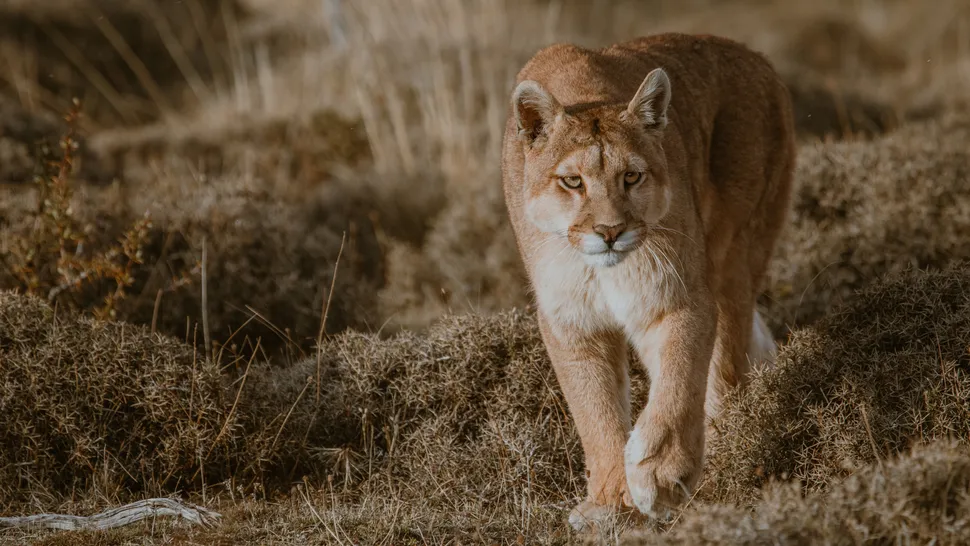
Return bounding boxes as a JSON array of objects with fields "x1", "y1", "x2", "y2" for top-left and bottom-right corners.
[{"x1": 2, "y1": 0, "x2": 970, "y2": 543}]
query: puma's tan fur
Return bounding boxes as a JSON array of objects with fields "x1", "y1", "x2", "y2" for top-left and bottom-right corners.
[{"x1": 501, "y1": 33, "x2": 795, "y2": 529}]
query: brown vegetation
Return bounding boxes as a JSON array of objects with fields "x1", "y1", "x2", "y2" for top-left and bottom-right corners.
[
  {"x1": 0, "y1": 291, "x2": 229, "y2": 503},
  {"x1": 0, "y1": 291, "x2": 583, "y2": 542},
  {"x1": 707, "y1": 263, "x2": 970, "y2": 505},
  {"x1": 5, "y1": 261, "x2": 970, "y2": 544},
  {"x1": 2, "y1": 0, "x2": 970, "y2": 543},
  {"x1": 763, "y1": 113, "x2": 970, "y2": 332},
  {"x1": 626, "y1": 441, "x2": 970, "y2": 546},
  {"x1": 0, "y1": 0, "x2": 258, "y2": 127}
]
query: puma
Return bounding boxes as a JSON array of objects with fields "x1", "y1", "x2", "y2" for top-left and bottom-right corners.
[{"x1": 501, "y1": 33, "x2": 795, "y2": 529}]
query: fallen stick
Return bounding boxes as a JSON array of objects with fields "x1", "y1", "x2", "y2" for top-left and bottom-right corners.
[{"x1": 0, "y1": 498, "x2": 221, "y2": 531}]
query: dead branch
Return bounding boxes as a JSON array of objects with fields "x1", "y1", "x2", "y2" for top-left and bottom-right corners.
[{"x1": 0, "y1": 498, "x2": 221, "y2": 532}]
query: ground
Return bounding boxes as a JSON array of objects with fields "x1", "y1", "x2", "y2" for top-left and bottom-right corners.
[{"x1": 1, "y1": 0, "x2": 970, "y2": 544}]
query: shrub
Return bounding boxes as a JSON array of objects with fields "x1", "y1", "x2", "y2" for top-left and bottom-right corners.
[{"x1": 707, "y1": 263, "x2": 970, "y2": 505}]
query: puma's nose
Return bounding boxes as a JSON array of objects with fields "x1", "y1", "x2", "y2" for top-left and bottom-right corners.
[{"x1": 593, "y1": 223, "x2": 627, "y2": 246}]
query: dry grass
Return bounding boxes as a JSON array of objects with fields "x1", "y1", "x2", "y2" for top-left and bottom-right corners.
[
  {"x1": 763, "y1": 113, "x2": 970, "y2": 333},
  {"x1": 626, "y1": 440, "x2": 970, "y2": 546},
  {"x1": 3, "y1": 0, "x2": 970, "y2": 544},
  {"x1": 0, "y1": 290, "x2": 583, "y2": 543},
  {"x1": 0, "y1": 0, "x2": 260, "y2": 128},
  {"x1": 705, "y1": 263, "x2": 970, "y2": 505},
  {"x1": 237, "y1": 310, "x2": 583, "y2": 542},
  {"x1": 6, "y1": 262, "x2": 970, "y2": 544},
  {"x1": 0, "y1": 290, "x2": 230, "y2": 505}
]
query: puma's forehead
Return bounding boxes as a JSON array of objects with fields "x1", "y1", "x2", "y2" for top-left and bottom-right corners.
[
  {"x1": 552, "y1": 143, "x2": 649, "y2": 176},
  {"x1": 554, "y1": 146, "x2": 602, "y2": 175}
]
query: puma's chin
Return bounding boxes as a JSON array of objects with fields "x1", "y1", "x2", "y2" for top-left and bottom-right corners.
[{"x1": 582, "y1": 249, "x2": 631, "y2": 267}]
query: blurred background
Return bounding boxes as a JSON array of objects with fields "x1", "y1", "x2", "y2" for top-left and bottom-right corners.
[{"x1": 1, "y1": 0, "x2": 968, "y2": 358}]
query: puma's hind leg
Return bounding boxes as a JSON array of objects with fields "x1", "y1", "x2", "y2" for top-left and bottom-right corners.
[{"x1": 705, "y1": 264, "x2": 758, "y2": 420}]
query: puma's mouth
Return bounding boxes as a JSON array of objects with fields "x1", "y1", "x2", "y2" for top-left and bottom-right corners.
[
  {"x1": 576, "y1": 230, "x2": 640, "y2": 267},
  {"x1": 582, "y1": 250, "x2": 629, "y2": 267},
  {"x1": 611, "y1": 230, "x2": 641, "y2": 253}
]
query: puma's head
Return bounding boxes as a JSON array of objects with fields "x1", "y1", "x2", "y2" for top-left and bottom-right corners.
[{"x1": 512, "y1": 68, "x2": 673, "y2": 267}]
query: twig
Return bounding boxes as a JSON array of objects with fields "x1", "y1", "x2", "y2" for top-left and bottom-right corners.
[
  {"x1": 240, "y1": 304, "x2": 301, "y2": 352},
  {"x1": 38, "y1": 23, "x2": 134, "y2": 124},
  {"x1": 151, "y1": 288, "x2": 163, "y2": 335},
  {"x1": 213, "y1": 313, "x2": 259, "y2": 365},
  {"x1": 269, "y1": 375, "x2": 314, "y2": 456},
  {"x1": 860, "y1": 404, "x2": 883, "y2": 465},
  {"x1": 0, "y1": 498, "x2": 221, "y2": 531},
  {"x1": 317, "y1": 231, "x2": 346, "y2": 404},
  {"x1": 299, "y1": 484, "x2": 347, "y2": 545},
  {"x1": 202, "y1": 236, "x2": 212, "y2": 363},
  {"x1": 87, "y1": 4, "x2": 172, "y2": 116},
  {"x1": 192, "y1": 340, "x2": 260, "y2": 482},
  {"x1": 794, "y1": 260, "x2": 840, "y2": 323}
]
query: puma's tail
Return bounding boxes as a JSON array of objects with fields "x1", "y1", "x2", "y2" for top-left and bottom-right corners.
[{"x1": 749, "y1": 309, "x2": 777, "y2": 369}]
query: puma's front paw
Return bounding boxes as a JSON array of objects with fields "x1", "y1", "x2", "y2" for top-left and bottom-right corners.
[
  {"x1": 568, "y1": 499, "x2": 645, "y2": 533},
  {"x1": 568, "y1": 499, "x2": 618, "y2": 532},
  {"x1": 568, "y1": 463, "x2": 631, "y2": 532},
  {"x1": 623, "y1": 425, "x2": 701, "y2": 518}
]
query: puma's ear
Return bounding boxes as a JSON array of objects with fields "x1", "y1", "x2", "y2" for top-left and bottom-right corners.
[
  {"x1": 512, "y1": 80, "x2": 564, "y2": 144},
  {"x1": 625, "y1": 68, "x2": 671, "y2": 130}
]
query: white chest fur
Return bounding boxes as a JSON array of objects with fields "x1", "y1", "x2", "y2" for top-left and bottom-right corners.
[{"x1": 531, "y1": 239, "x2": 679, "y2": 337}]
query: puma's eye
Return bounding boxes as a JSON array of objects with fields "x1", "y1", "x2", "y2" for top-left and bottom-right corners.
[
  {"x1": 560, "y1": 176, "x2": 583, "y2": 189},
  {"x1": 623, "y1": 171, "x2": 643, "y2": 185}
]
